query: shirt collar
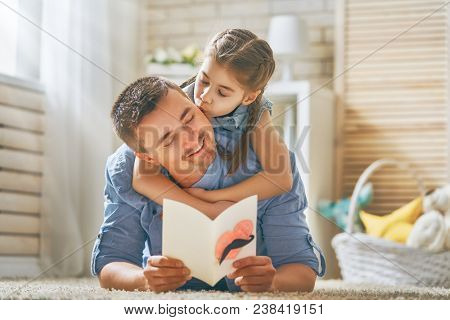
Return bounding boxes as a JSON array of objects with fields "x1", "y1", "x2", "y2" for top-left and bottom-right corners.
[{"x1": 212, "y1": 105, "x2": 248, "y2": 130}]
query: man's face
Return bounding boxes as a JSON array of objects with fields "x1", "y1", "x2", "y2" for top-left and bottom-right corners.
[{"x1": 136, "y1": 88, "x2": 216, "y2": 174}]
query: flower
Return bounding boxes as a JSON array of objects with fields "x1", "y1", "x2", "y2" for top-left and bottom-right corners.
[
  {"x1": 181, "y1": 45, "x2": 202, "y2": 66},
  {"x1": 147, "y1": 45, "x2": 202, "y2": 66},
  {"x1": 167, "y1": 47, "x2": 182, "y2": 63},
  {"x1": 153, "y1": 47, "x2": 168, "y2": 64}
]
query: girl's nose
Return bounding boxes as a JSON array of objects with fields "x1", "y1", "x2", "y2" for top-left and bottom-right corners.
[{"x1": 200, "y1": 88, "x2": 212, "y2": 104}]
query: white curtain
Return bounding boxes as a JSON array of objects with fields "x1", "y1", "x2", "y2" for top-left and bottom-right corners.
[{"x1": 40, "y1": 0, "x2": 142, "y2": 276}]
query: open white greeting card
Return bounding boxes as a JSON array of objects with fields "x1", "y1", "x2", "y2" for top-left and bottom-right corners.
[{"x1": 162, "y1": 195, "x2": 257, "y2": 286}]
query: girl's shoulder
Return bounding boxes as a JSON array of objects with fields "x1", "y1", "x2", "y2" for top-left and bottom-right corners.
[
  {"x1": 252, "y1": 95, "x2": 273, "y2": 129},
  {"x1": 258, "y1": 95, "x2": 273, "y2": 117}
]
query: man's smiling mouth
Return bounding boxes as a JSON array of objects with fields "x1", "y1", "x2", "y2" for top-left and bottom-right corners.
[{"x1": 187, "y1": 136, "x2": 205, "y2": 158}]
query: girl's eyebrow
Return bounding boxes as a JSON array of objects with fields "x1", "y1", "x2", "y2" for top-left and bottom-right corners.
[
  {"x1": 220, "y1": 84, "x2": 234, "y2": 92},
  {"x1": 202, "y1": 71, "x2": 234, "y2": 92}
]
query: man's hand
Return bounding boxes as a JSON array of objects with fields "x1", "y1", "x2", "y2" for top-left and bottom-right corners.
[
  {"x1": 143, "y1": 256, "x2": 192, "y2": 292},
  {"x1": 227, "y1": 256, "x2": 276, "y2": 292}
]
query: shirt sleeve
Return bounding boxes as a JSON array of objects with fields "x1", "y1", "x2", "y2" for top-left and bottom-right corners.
[
  {"x1": 253, "y1": 96, "x2": 273, "y2": 126},
  {"x1": 107, "y1": 149, "x2": 150, "y2": 210},
  {"x1": 260, "y1": 95, "x2": 273, "y2": 115},
  {"x1": 260, "y1": 152, "x2": 326, "y2": 277},
  {"x1": 90, "y1": 153, "x2": 149, "y2": 276}
]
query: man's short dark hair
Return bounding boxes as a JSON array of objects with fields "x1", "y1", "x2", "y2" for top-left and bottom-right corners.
[{"x1": 111, "y1": 76, "x2": 185, "y2": 152}]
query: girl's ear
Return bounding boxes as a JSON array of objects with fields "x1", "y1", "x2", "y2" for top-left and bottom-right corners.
[
  {"x1": 242, "y1": 89, "x2": 262, "y2": 106},
  {"x1": 134, "y1": 151, "x2": 160, "y2": 166}
]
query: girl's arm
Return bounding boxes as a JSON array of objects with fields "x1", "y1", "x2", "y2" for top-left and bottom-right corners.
[
  {"x1": 132, "y1": 157, "x2": 233, "y2": 220},
  {"x1": 187, "y1": 110, "x2": 293, "y2": 202}
]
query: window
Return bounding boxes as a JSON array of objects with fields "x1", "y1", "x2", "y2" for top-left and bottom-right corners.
[
  {"x1": 0, "y1": 0, "x2": 42, "y2": 81},
  {"x1": 0, "y1": 0, "x2": 44, "y2": 277}
]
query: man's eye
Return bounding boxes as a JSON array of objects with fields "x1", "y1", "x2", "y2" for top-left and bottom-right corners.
[
  {"x1": 163, "y1": 136, "x2": 174, "y2": 147},
  {"x1": 218, "y1": 90, "x2": 226, "y2": 97}
]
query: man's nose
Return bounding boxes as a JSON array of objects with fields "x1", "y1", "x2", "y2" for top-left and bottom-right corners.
[
  {"x1": 200, "y1": 87, "x2": 212, "y2": 104},
  {"x1": 181, "y1": 126, "x2": 199, "y2": 149}
]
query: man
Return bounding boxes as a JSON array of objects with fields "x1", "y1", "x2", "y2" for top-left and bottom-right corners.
[{"x1": 91, "y1": 76, "x2": 325, "y2": 292}]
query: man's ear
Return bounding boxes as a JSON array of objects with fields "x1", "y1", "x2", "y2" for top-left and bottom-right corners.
[
  {"x1": 242, "y1": 89, "x2": 262, "y2": 106},
  {"x1": 134, "y1": 151, "x2": 159, "y2": 165}
]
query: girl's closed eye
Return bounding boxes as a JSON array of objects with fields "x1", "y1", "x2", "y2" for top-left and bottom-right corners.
[{"x1": 218, "y1": 90, "x2": 227, "y2": 97}]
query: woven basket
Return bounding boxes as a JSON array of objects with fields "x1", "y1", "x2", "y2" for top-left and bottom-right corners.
[{"x1": 332, "y1": 159, "x2": 450, "y2": 288}]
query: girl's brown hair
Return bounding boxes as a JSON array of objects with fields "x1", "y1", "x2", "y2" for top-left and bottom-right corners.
[{"x1": 183, "y1": 29, "x2": 275, "y2": 174}]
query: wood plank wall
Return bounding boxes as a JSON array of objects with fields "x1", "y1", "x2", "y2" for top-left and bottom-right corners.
[
  {"x1": 0, "y1": 82, "x2": 43, "y2": 256},
  {"x1": 335, "y1": 0, "x2": 449, "y2": 214}
]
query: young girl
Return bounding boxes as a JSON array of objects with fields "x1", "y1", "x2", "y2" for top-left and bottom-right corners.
[{"x1": 133, "y1": 29, "x2": 293, "y2": 219}]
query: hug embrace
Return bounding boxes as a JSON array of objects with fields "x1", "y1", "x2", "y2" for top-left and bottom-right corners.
[{"x1": 91, "y1": 29, "x2": 326, "y2": 293}]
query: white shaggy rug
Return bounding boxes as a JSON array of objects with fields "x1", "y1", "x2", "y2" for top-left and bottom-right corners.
[{"x1": 1, "y1": 278, "x2": 449, "y2": 300}]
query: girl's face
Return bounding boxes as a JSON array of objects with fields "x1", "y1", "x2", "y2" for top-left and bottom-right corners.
[{"x1": 194, "y1": 56, "x2": 258, "y2": 118}]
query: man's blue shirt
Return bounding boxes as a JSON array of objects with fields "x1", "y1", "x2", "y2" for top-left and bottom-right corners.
[{"x1": 91, "y1": 126, "x2": 326, "y2": 291}]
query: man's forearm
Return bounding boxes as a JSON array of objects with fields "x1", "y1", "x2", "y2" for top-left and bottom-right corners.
[
  {"x1": 271, "y1": 263, "x2": 316, "y2": 292},
  {"x1": 99, "y1": 261, "x2": 148, "y2": 291}
]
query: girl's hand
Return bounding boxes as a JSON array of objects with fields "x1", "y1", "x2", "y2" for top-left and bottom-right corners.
[{"x1": 184, "y1": 187, "x2": 214, "y2": 202}]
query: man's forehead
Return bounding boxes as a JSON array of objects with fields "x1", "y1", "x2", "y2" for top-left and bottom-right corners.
[
  {"x1": 136, "y1": 89, "x2": 192, "y2": 149},
  {"x1": 141, "y1": 89, "x2": 189, "y2": 123},
  {"x1": 164, "y1": 86, "x2": 190, "y2": 103}
]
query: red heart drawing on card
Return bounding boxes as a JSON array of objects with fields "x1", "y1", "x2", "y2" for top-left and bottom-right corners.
[{"x1": 215, "y1": 220, "x2": 254, "y2": 264}]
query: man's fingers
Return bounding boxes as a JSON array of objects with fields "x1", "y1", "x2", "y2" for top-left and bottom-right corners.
[
  {"x1": 143, "y1": 258, "x2": 191, "y2": 292},
  {"x1": 228, "y1": 256, "x2": 276, "y2": 292},
  {"x1": 152, "y1": 275, "x2": 190, "y2": 292},
  {"x1": 235, "y1": 275, "x2": 270, "y2": 286},
  {"x1": 233, "y1": 256, "x2": 272, "y2": 269},
  {"x1": 229, "y1": 265, "x2": 271, "y2": 279},
  {"x1": 148, "y1": 256, "x2": 184, "y2": 268},
  {"x1": 150, "y1": 275, "x2": 191, "y2": 287},
  {"x1": 145, "y1": 266, "x2": 190, "y2": 278},
  {"x1": 152, "y1": 280, "x2": 188, "y2": 292}
]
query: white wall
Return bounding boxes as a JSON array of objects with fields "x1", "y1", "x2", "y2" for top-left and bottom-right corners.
[{"x1": 144, "y1": 0, "x2": 335, "y2": 84}]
